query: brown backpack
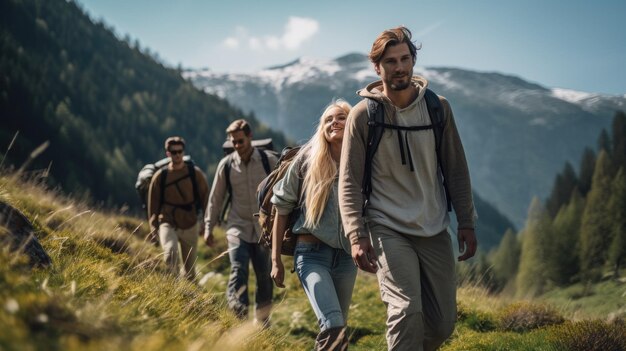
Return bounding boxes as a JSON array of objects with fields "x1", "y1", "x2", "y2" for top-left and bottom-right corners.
[{"x1": 256, "y1": 146, "x2": 304, "y2": 256}]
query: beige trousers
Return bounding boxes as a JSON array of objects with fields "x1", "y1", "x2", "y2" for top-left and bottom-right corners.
[
  {"x1": 370, "y1": 224, "x2": 457, "y2": 351},
  {"x1": 159, "y1": 222, "x2": 199, "y2": 282}
]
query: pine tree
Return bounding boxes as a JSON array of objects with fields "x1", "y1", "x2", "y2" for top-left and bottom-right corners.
[
  {"x1": 550, "y1": 189, "x2": 585, "y2": 285},
  {"x1": 612, "y1": 111, "x2": 626, "y2": 170},
  {"x1": 580, "y1": 150, "x2": 614, "y2": 282},
  {"x1": 608, "y1": 167, "x2": 626, "y2": 278},
  {"x1": 546, "y1": 162, "x2": 578, "y2": 217},
  {"x1": 516, "y1": 198, "x2": 553, "y2": 297},
  {"x1": 598, "y1": 128, "x2": 612, "y2": 155},
  {"x1": 578, "y1": 147, "x2": 596, "y2": 195},
  {"x1": 490, "y1": 228, "x2": 521, "y2": 292}
]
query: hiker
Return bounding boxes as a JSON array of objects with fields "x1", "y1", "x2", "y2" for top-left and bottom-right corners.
[
  {"x1": 147, "y1": 136, "x2": 209, "y2": 282},
  {"x1": 204, "y1": 119, "x2": 278, "y2": 325},
  {"x1": 271, "y1": 99, "x2": 355, "y2": 350},
  {"x1": 338, "y1": 26, "x2": 477, "y2": 350}
]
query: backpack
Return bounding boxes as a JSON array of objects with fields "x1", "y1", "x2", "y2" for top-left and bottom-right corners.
[
  {"x1": 256, "y1": 146, "x2": 304, "y2": 256},
  {"x1": 362, "y1": 88, "x2": 451, "y2": 216},
  {"x1": 135, "y1": 155, "x2": 201, "y2": 213},
  {"x1": 222, "y1": 138, "x2": 275, "y2": 155},
  {"x1": 220, "y1": 148, "x2": 273, "y2": 223}
]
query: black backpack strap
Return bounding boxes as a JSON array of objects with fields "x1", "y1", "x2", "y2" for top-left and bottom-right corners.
[
  {"x1": 159, "y1": 167, "x2": 168, "y2": 214},
  {"x1": 296, "y1": 156, "x2": 307, "y2": 206},
  {"x1": 220, "y1": 154, "x2": 233, "y2": 223},
  {"x1": 362, "y1": 98, "x2": 385, "y2": 216},
  {"x1": 258, "y1": 148, "x2": 271, "y2": 174},
  {"x1": 224, "y1": 154, "x2": 232, "y2": 198},
  {"x1": 424, "y1": 88, "x2": 451, "y2": 211},
  {"x1": 187, "y1": 162, "x2": 201, "y2": 212}
]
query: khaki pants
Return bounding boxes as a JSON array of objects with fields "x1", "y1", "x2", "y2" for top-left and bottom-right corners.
[
  {"x1": 159, "y1": 222, "x2": 199, "y2": 282},
  {"x1": 370, "y1": 224, "x2": 456, "y2": 351}
]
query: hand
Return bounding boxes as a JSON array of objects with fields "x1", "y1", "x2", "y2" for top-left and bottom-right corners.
[
  {"x1": 271, "y1": 259, "x2": 285, "y2": 288},
  {"x1": 351, "y1": 237, "x2": 378, "y2": 273},
  {"x1": 203, "y1": 231, "x2": 214, "y2": 247},
  {"x1": 457, "y1": 228, "x2": 477, "y2": 261}
]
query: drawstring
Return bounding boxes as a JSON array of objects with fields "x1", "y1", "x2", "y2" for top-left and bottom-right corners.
[
  {"x1": 396, "y1": 130, "x2": 415, "y2": 172},
  {"x1": 405, "y1": 131, "x2": 414, "y2": 172}
]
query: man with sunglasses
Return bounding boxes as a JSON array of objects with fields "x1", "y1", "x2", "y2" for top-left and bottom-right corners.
[
  {"x1": 147, "y1": 136, "x2": 209, "y2": 282},
  {"x1": 205, "y1": 119, "x2": 277, "y2": 326}
]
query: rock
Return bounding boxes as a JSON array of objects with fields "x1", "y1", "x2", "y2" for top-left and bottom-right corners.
[{"x1": 0, "y1": 200, "x2": 52, "y2": 267}]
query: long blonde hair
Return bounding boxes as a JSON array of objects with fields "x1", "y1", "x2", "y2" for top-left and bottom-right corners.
[{"x1": 299, "y1": 99, "x2": 352, "y2": 228}]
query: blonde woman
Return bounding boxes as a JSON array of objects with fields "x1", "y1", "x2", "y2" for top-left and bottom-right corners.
[{"x1": 271, "y1": 100, "x2": 356, "y2": 350}]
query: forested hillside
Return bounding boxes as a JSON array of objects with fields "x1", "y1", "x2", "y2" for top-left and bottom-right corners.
[
  {"x1": 0, "y1": 0, "x2": 287, "y2": 209},
  {"x1": 467, "y1": 111, "x2": 626, "y2": 297}
]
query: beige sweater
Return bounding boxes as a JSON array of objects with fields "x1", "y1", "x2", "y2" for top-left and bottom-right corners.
[
  {"x1": 338, "y1": 76, "x2": 475, "y2": 243},
  {"x1": 205, "y1": 148, "x2": 278, "y2": 243}
]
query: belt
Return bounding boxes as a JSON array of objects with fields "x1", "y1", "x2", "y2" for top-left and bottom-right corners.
[{"x1": 297, "y1": 233, "x2": 322, "y2": 243}]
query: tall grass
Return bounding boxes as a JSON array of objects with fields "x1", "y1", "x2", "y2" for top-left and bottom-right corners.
[
  {"x1": 1, "y1": 173, "x2": 624, "y2": 350},
  {"x1": 0, "y1": 174, "x2": 296, "y2": 350}
]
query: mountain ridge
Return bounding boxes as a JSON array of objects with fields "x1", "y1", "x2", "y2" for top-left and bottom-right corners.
[{"x1": 185, "y1": 54, "x2": 625, "y2": 227}]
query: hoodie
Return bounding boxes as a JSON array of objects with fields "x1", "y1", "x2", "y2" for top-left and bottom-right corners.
[{"x1": 338, "y1": 76, "x2": 475, "y2": 244}]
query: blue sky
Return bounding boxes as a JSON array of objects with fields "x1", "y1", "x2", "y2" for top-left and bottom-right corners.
[{"x1": 77, "y1": 0, "x2": 625, "y2": 95}]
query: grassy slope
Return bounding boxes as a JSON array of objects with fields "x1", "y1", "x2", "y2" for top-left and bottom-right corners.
[{"x1": 0, "y1": 173, "x2": 624, "y2": 350}]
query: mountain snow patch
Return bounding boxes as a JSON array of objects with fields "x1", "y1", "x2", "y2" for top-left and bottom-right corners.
[
  {"x1": 551, "y1": 88, "x2": 596, "y2": 104},
  {"x1": 354, "y1": 68, "x2": 378, "y2": 82},
  {"x1": 420, "y1": 68, "x2": 464, "y2": 92},
  {"x1": 257, "y1": 57, "x2": 341, "y2": 91}
]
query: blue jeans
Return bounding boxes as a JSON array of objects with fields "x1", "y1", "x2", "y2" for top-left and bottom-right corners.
[
  {"x1": 294, "y1": 241, "x2": 357, "y2": 331},
  {"x1": 227, "y1": 237, "x2": 273, "y2": 321}
]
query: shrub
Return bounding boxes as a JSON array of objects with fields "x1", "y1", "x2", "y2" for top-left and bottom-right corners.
[
  {"x1": 498, "y1": 302, "x2": 565, "y2": 332},
  {"x1": 443, "y1": 329, "x2": 550, "y2": 351},
  {"x1": 466, "y1": 312, "x2": 497, "y2": 332},
  {"x1": 546, "y1": 319, "x2": 626, "y2": 351},
  {"x1": 457, "y1": 303, "x2": 497, "y2": 332}
]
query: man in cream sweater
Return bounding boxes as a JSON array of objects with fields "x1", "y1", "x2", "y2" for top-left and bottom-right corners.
[{"x1": 339, "y1": 26, "x2": 477, "y2": 351}]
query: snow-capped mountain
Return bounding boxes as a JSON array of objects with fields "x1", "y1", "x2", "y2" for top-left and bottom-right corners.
[{"x1": 184, "y1": 53, "x2": 625, "y2": 227}]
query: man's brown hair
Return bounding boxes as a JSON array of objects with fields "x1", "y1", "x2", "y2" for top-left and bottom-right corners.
[
  {"x1": 369, "y1": 26, "x2": 421, "y2": 65},
  {"x1": 226, "y1": 119, "x2": 252, "y2": 136},
  {"x1": 164, "y1": 136, "x2": 185, "y2": 151}
]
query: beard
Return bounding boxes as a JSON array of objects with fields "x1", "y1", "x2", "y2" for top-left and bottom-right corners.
[
  {"x1": 386, "y1": 70, "x2": 413, "y2": 91},
  {"x1": 389, "y1": 79, "x2": 411, "y2": 91}
]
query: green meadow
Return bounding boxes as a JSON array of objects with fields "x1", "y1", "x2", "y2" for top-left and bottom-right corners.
[{"x1": 0, "y1": 173, "x2": 624, "y2": 350}]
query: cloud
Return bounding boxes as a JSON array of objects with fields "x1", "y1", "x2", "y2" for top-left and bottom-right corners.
[
  {"x1": 248, "y1": 37, "x2": 261, "y2": 50},
  {"x1": 282, "y1": 17, "x2": 319, "y2": 50},
  {"x1": 222, "y1": 16, "x2": 319, "y2": 51},
  {"x1": 223, "y1": 37, "x2": 239, "y2": 49}
]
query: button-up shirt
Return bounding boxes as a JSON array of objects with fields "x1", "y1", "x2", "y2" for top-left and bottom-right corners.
[{"x1": 205, "y1": 148, "x2": 277, "y2": 243}]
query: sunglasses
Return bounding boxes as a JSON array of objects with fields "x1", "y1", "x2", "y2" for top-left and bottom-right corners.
[{"x1": 169, "y1": 149, "x2": 184, "y2": 155}]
